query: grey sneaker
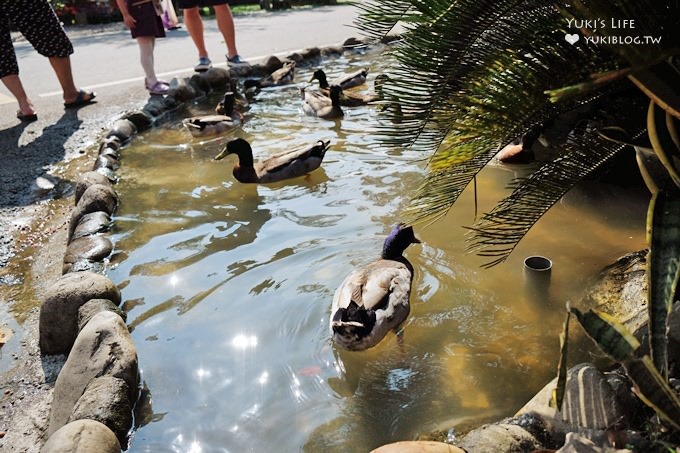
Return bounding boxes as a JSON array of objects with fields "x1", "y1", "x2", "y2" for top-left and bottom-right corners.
[
  {"x1": 227, "y1": 54, "x2": 248, "y2": 66},
  {"x1": 194, "y1": 57, "x2": 212, "y2": 72}
]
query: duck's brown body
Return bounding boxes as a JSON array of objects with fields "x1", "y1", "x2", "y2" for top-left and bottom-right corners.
[
  {"x1": 301, "y1": 85, "x2": 344, "y2": 120},
  {"x1": 215, "y1": 138, "x2": 330, "y2": 183}
]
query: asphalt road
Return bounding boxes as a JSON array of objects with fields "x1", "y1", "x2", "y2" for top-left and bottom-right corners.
[{"x1": 0, "y1": 4, "x2": 360, "y2": 127}]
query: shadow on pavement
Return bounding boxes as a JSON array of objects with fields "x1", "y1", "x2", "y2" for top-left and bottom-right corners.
[{"x1": 0, "y1": 111, "x2": 84, "y2": 209}]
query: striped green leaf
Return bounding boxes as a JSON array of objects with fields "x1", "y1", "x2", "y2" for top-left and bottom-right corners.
[{"x1": 646, "y1": 191, "x2": 680, "y2": 376}]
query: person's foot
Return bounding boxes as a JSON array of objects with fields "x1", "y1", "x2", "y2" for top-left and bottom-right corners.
[
  {"x1": 145, "y1": 79, "x2": 169, "y2": 95},
  {"x1": 17, "y1": 110, "x2": 38, "y2": 122},
  {"x1": 64, "y1": 90, "x2": 96, "y2": 109},
  {"x1": 194, "y1": 57, "x2": 212, "y2": 72},
  {"x1": 17, "y1": 101, "x2": 37, "y2": 122},
  {"x1": 227, "y1": 54, "x2": 248, "y2": 66}
]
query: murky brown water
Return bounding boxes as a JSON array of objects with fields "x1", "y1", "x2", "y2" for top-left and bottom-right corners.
[{"x1": 107, "y1": 49, "x2": 648, "y2": 451}]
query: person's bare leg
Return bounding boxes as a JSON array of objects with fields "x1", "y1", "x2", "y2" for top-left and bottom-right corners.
[
  {"x1": 214, "y1": 3, "x2": 238, "y2": 58},
  {"x1": 183, "y1": 7, "x2": 209, "y2": 58},
  {"x1": 137, "y1": 36, "x2": 158, "y2": 84},
  {"x1": 1, "y1": 74, "x2": 36, "y2": 115},
  {"x1": 48, "y1": 56, "x2": 79, "y2": 103}
]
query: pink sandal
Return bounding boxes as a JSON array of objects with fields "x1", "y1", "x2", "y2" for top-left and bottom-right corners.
[{"x1": 145, "y1": 79, "x2": 169, "y2": 95}]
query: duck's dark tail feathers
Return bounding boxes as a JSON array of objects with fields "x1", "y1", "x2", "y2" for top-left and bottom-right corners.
[{"x1": 331, "y1": 301, "x2": 375, "y2": 336}]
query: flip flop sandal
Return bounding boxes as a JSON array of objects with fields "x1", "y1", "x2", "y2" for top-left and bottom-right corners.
[
  {"x1": 64, "y1": 89, "x2": 96, "y2": 109},
  {"x1": 17, "y1": 111, "x2": 38, "y2": 122}
]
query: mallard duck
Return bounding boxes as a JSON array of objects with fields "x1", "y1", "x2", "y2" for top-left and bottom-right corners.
[
  {"x1": 184, "y1": 92, "x2": 240, "y2": 137},
  {"x1": 243, "y1": 60, "x2": 295, "y2": 90},
  {"x1": 330, "y1": 224, "x2": 420, "y2": 351},
  {"x1": 309, "y1": 69, "x2": 378, "y2": 107},
  {"x1": 310, "y1": 68, "x2": 368, "y2": 90},
  {"x1": 213, "y1": 137, "x2": 330, "y2": 183},
  {"x1": 301, "y1": 85, "x2": 344, "y2": 120}
]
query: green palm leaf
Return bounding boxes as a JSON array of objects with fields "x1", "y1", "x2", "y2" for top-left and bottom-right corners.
[{"x1": 466, "y1": 128, "x2": 644, "y2": 267}]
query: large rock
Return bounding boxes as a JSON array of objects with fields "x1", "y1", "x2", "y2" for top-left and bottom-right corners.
[
  {"x1": 63, "y1": 236, "x2": 113, "y2": 268},
  {"x1": 39, "y1": 272, "x2": 121, "y2": 355},
  {"x1": 68, "y1": 184, "x2": 118, "y2": 241},
  {"x1": 199, "y1": 67, "x2": 230, "y2": 91},
  {"x1": 74, "y1": 171, "x2": 112, "y2": 205},
  {"x1": 49, "y1": 311, "x2": 138, "y2": 436},
  {"x1": 456, "y1": 421, "x2": 542, "y2": 453},
  {"x1": 106, "y1": 119, "x2": 137, "y2": 143},
  {"x1": 71, "y1": 211, "x2": 112, "y2": 241},
  {"x1": 78, "y1": 298, "x2": 126, "y2": 332},
  {"x1": 516, "y1": 364, "x2": 632, "y2": 430},
  {"x1": 372, "y1": 441, "x2": 465, "y2": 452},
  {"x1": 582, "y1": 250, "x2": 648, "y2": 335},
  {"x1": 43, "y1": 419, "x2": 120, "y2": 453},
  {"x1": 68, "y1": 376, "x2": 133, "y2": 446}
]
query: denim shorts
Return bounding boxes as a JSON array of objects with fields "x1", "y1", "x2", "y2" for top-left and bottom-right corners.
[{"x1": 177, "y1": 0, "x2": 229, "y2": 8}]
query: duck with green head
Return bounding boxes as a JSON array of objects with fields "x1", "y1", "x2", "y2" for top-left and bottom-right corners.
[
  {"x1": 214, "y1": 137, "x2": 331, "y2": 183},
  {"x1": 330, "y1": 224, "x2": 421, "y2": 351}
]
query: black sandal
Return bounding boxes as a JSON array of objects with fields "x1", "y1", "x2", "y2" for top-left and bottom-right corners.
[
  {"x1": 64, "y1": 89, "x2": 96, "y2": 109},
  {"x1": 17, "y1": 111, "x2": 38, "y2": 122}
]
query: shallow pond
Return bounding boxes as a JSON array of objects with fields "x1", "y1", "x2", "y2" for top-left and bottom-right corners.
[{"x1": 109, "y1": 48, "x2": 648, "y2": 451}]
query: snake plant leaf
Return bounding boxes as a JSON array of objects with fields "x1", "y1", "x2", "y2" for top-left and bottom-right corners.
[
  {"x1": 624, "y1": 356, "x2": 680, "y2": 431},
  {"x1": 646, "y1": 191, "x2": 680, "y2": 376},
  {"x1": 570, "y1": 307, "x2": 639, "y2": 363},
  {"x1": 630, "y1": 61, "x2": 680, "y2": 120},
  {"x1": 648, "y1": 100, "x2": 680, "y2": 187},
  {"x1": 550, "y1": 309, "x2": 571, "y2": 410}
]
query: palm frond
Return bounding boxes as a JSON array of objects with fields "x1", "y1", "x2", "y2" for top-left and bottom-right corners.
[{"x1": 466, "y1": 126, "x2": 644, "y2": 268}]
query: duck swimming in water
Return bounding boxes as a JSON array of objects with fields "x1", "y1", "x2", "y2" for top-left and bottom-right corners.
[
  {"x1": 243, "y1": 60, "x2": 296, "y2": 90},
  {"x1": 330, "y1": 224, "x2": 420, "y2": 351},
  {"x1": 310, "y1": 68, "x2": 369, "y2": 91},
  {"x1": 213, "y1": 137, "x2": 330, "y2": 183},
  {"x1": 183, "y1": 92, "x2": 240, "y2": 137},
  {"x1": 301, "y1": 84, "x2": 344, "y2": 120},
  {"x1": 308, "y1": 69, "x2": 378, "y2": 107}
]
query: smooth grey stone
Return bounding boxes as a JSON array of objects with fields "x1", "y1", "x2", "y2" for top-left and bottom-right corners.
[
  {"x1": 78, "y1": 298, "x2": 126, "y2": 332},
  {"x1": 68, "y1": 184, "x2": 118, "y2": 241},
  {"x1": 64, "y1": 236, "x2": 113, "y2": 264},
  {"x1": 74, "y1": 172, "x2": 111, "y2": 206},
  {"x1": 106, "y1": 119, "x2": 137, "y2": 143},
  {"x1": 42, "y1": 419, "x2": 120, "y2": 453},
  {"x1": 39, "y1": 272, "x2": 120, "y2": 355},
  {"x1": 68, "y1": 376, "x2": 133, "y2": 446},
  {"x1": 49, "y1": 311, "x2": 138, "y2": 436},
  {"x1": 123, "y1": 110, "x2": 153, "y2": 131},
  {"x1": 71, "y1": 211, "x2": 112, "y2": 241}
]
